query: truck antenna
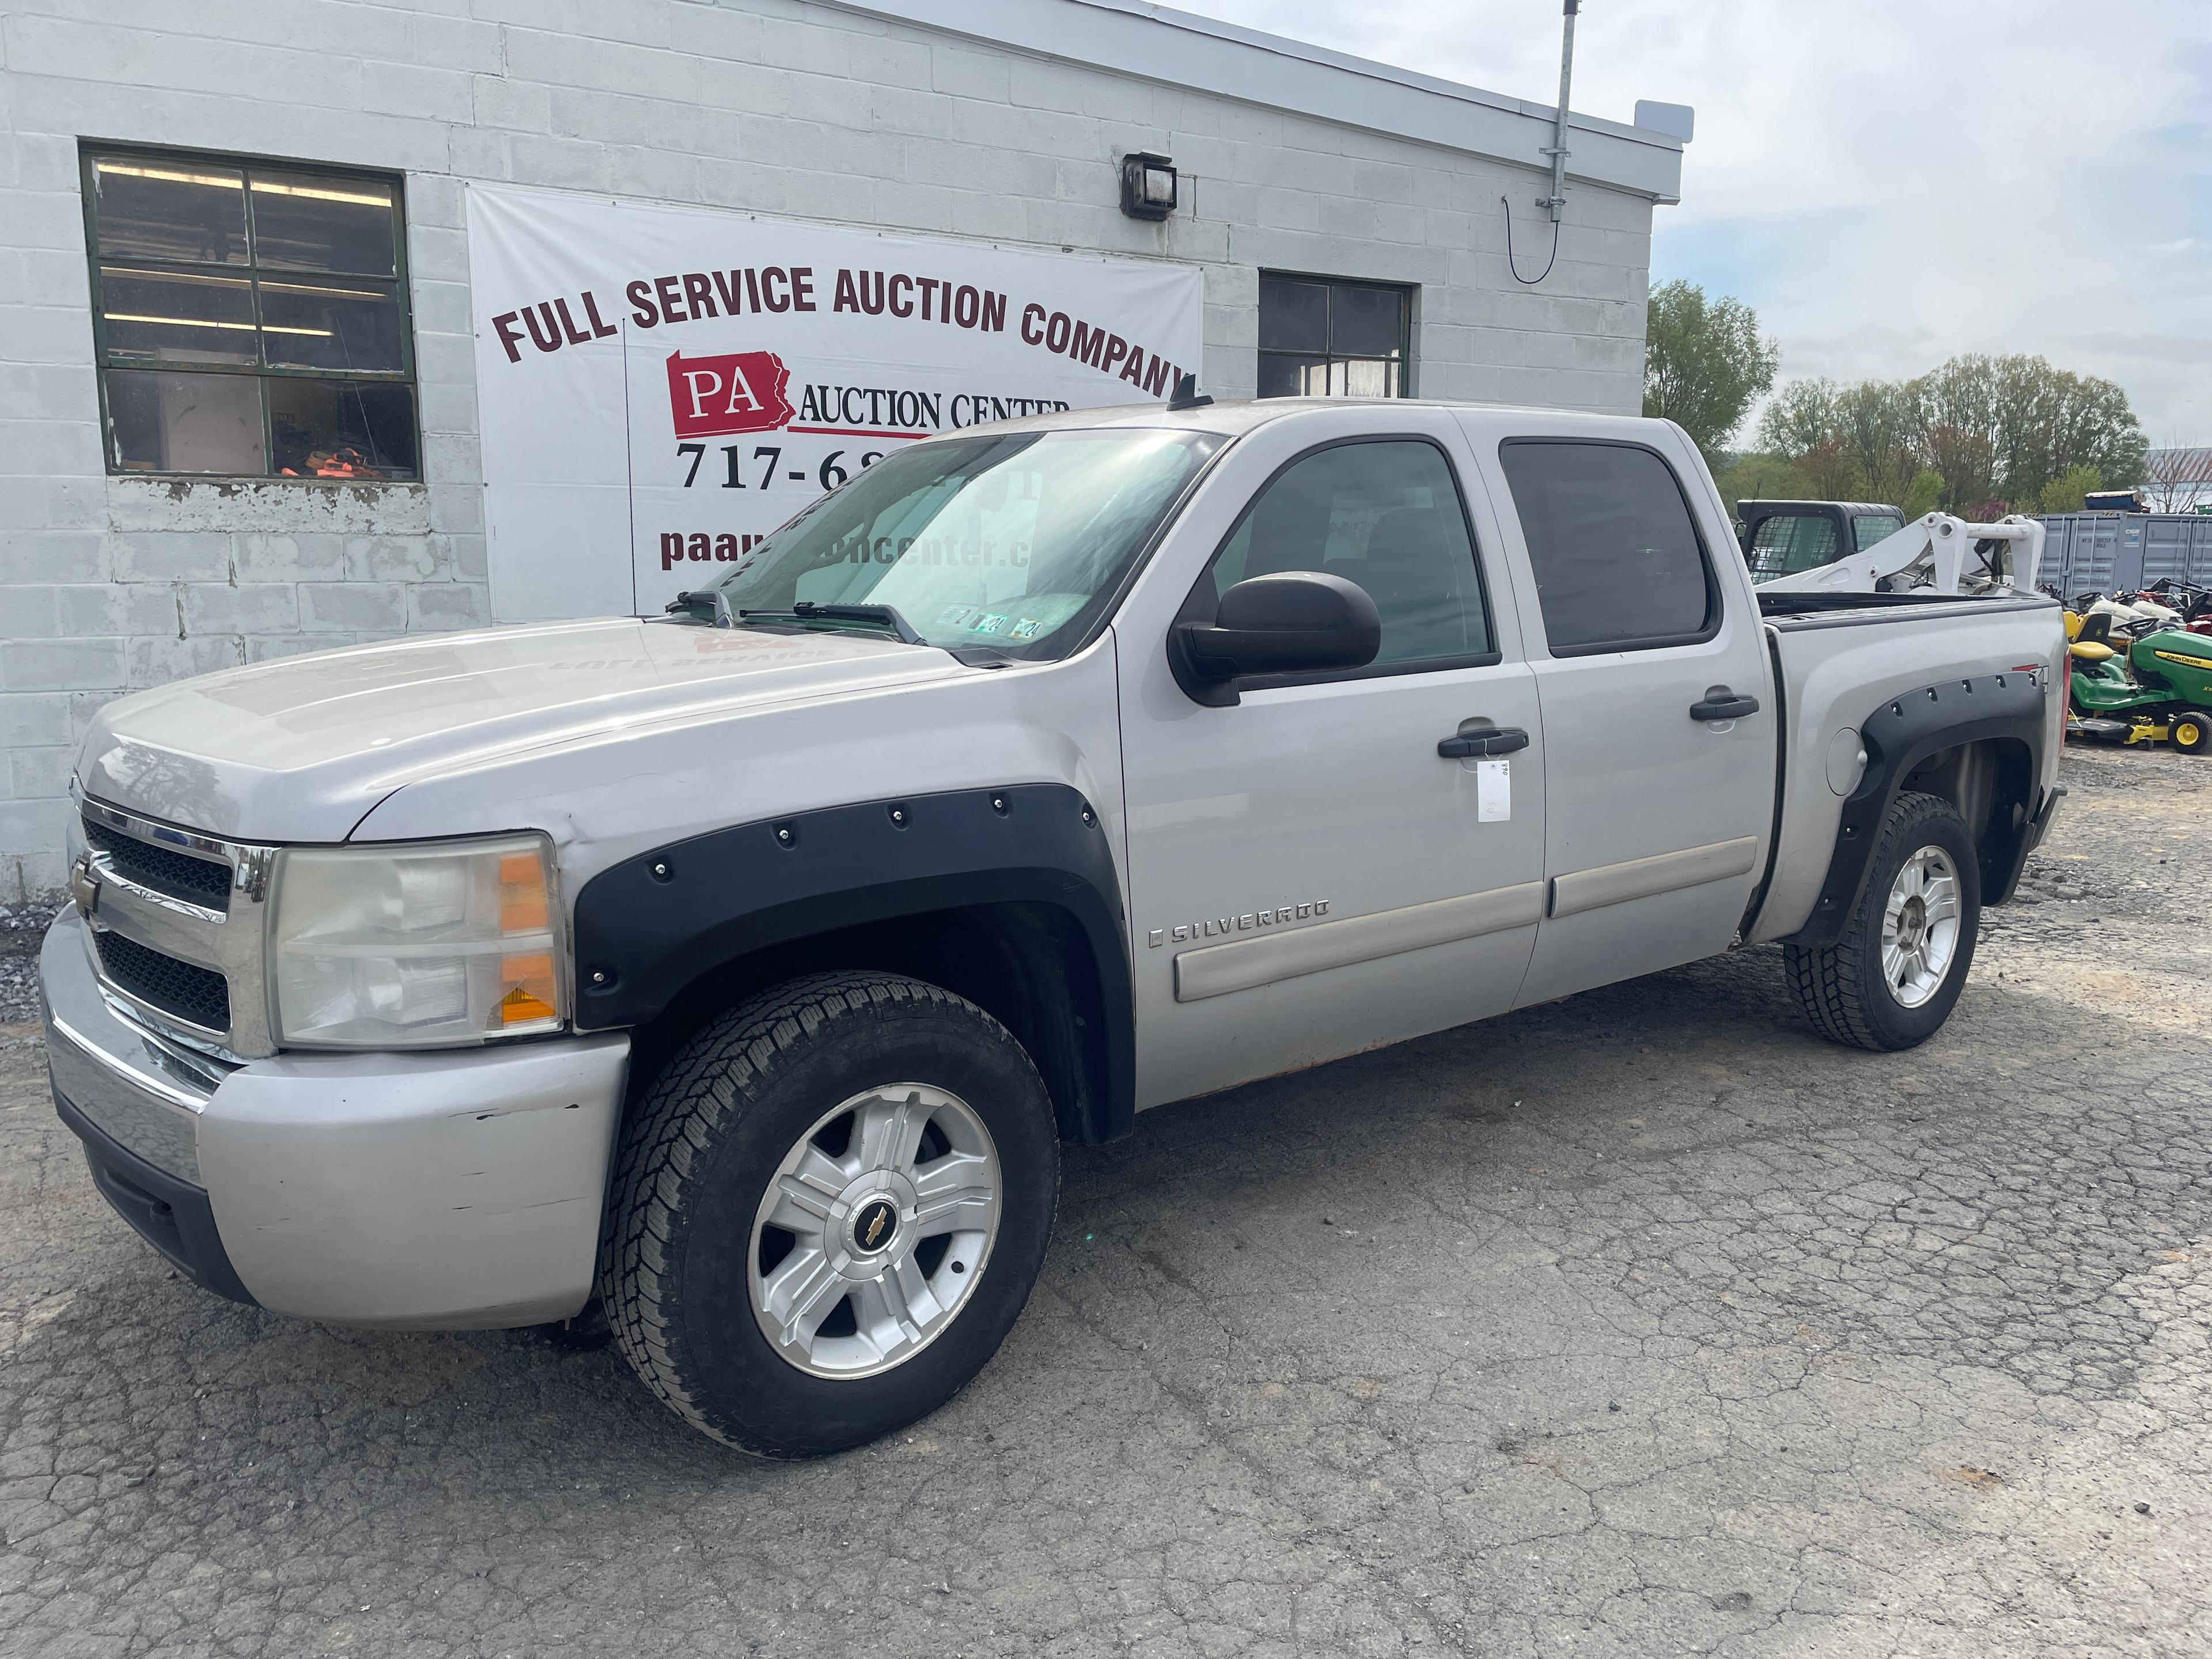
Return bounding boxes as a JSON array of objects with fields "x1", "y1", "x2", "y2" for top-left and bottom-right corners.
[{"x1": 1168, "y1": 373, "x2": 1213, "y2": 410}]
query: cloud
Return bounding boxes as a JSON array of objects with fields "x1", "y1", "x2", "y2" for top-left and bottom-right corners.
[{"x1": 1172, "y1": 0, "x2": 2212, "y2": 444}]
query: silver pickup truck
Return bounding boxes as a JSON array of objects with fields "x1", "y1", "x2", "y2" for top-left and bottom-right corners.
[{"x1": 40, "y1": 397, "x2": 2066, "y2": 1456}]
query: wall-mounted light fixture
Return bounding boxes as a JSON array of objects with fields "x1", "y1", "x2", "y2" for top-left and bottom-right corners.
[{"x1": 1119, "y1": 152, "x2": 1176, "y2": 221}]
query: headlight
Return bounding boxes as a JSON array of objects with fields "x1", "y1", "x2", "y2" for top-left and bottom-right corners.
[{"x1": 271, "y1": 834, "x2": 565, "y2": 1048}]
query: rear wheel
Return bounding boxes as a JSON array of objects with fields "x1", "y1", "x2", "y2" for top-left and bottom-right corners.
[
  {"x1": 2169, "y1": 707, "x2": 2212, "y2": 754},
  {"x1": 601, "y1": 971, "x2": 1059, "y2": 1456},
  {"x1": 1785, "y1": 791, "x2": 1981, "y2": 1052}
]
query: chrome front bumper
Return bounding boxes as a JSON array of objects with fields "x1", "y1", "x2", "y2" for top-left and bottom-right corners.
[{"x1": 40, "y1": 910, "x2": 632, "y2": 1330}]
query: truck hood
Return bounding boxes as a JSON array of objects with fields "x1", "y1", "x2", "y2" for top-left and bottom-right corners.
[{"x1": 77, "y1": 618, "x2": 970, "y2": 843}]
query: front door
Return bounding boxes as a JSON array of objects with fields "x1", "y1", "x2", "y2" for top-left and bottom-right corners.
[
  {"x1": 1469, "y1": 423, "x2": 1777, "y2": 1006},
  {"x1": 1115, "y1": 409, "x2": 1547, "y2": 1109}
]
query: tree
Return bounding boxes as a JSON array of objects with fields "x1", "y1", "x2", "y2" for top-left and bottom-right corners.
[
  {"x1": 1751, "y1": 354, "x2": 2146, "y2": 514},
  {"x1": 1798, "y1": 438, "x2": 1869, "y2": 501},
  {"x1": 1755, "y1": 378, "x2": 1840, "y2": 459},
  {"x1": 1643, "y1": 281, "x2": 1781, "y2": 463},
  {"x1": 2037, "y1": 465, "x2": 2103, "y2": 514},
  {"x1": 1902, "y1": 469, "x2": 1944, "y2": 520},
  {"x1": 1713, "y1": 451, "x2": 1809, "y2": 518}
]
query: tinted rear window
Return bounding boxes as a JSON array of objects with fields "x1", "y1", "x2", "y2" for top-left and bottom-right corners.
[{"x1": 1498, "y1": 440, "x2": 1715, "y2": 654}]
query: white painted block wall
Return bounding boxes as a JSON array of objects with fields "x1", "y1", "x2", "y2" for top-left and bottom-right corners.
[{"x1": 0, "y1": 0, "x2": 1655, "y2": 898}]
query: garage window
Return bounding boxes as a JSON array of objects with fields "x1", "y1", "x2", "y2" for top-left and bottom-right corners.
[
  {"x1": 1257, "y1": 275, "x2": 1411, "y2": 399},
  {"x1": 81, "y1": 144, "x2": 419, "y2": 480}
]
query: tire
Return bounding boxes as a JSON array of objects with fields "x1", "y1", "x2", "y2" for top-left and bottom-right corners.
[
  {"x1": 601, "y1": 971, "x2": 1059, "y2": 1456},
  {"x1": 2170, "y1": 707, "x2": 2212, "y2": 755},
  {"x1": 1784, "y1": 791, "x2": 1982, "y2": 1052}
]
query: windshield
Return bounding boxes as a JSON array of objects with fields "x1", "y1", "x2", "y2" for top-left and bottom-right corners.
[{"x1": 702, "y1": 428, "x2": 1222, "y2": 660}]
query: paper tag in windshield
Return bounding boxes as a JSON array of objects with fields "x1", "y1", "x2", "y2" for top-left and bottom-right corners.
[{"x1": 1476, "y1": 760, "x2": 1510, "y2": 822}]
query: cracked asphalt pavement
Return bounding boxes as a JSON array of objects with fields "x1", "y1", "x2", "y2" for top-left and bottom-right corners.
[{"x1": 3, "y1": 743, "x2": 2209, "y2": 1657}]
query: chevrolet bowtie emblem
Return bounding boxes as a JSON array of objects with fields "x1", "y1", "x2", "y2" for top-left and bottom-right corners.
[
  {"x1": 69, "y1": 856, "x2": 100, "y2": 920},
  {"x1": 852, "y1": 1196, "x2": 899, "y2": 1254}
]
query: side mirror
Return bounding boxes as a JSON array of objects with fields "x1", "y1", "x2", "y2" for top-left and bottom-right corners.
[{"x1": 1171, "y1": 570, "x2": 1381, "y2": 706}]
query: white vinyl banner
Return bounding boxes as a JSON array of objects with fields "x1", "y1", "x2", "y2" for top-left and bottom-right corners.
[{"x1": 464, "y1": 184, "x2": 1206, "y2": 622}]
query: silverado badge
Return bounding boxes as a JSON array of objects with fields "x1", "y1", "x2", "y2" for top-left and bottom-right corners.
[{"x1": 1147, "y1": 900, "x2": 1330, "y2": 948}]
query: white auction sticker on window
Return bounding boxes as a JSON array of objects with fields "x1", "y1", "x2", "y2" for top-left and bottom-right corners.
[{"x1": 1477, "y1": 759, "x2": 1510, "y2": 821}]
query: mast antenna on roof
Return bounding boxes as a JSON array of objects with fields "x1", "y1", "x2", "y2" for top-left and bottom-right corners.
[{"x1": 1168, "y1": 373, "x2": 1213, "y2": 410}]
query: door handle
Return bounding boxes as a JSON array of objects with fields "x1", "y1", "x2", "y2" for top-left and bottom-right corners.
[
  {"x1": 1437, "y1": 726, "x2": 1531, "y2": 759},
  {"x1": 1690, "y1": 692, "x2": 1760, "y2": 722}
]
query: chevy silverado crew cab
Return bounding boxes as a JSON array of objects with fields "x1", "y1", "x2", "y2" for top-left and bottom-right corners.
[{"x1": 40, "y1": 397, "x2": 2066, "y2": 1456}]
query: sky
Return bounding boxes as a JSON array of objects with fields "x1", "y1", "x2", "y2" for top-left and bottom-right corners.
[{"x1": 1173, "y1": 0, "x2": 2212, "y2": 447}]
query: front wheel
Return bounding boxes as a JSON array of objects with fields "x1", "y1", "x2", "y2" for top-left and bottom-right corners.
[
  {"x1": 601, "y1": 972, "x2": 1059, "y2": 1456},
  {"x1": 1785, "y1": 791, "x2": 1982, "y2": 1052},
  {"x1": 2170, "y1": 707, "x2": 2212, "y2": 754}
]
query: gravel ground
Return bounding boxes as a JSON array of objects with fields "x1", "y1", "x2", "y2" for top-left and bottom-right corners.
[
  {"x1": 2, "y1": 744, "x2": 2207, "y2": 1658},
  {"x1": 0, "y1": 904, "x2": 56, "y2": 1031}
]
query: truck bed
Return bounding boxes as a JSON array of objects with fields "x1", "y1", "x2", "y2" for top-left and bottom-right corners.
[{"x1": 1749, "y1": 591, "x2": 2065, "y2": 944}]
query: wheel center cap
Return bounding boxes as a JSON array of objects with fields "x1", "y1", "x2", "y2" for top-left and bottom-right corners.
[
  {"x1": 849, "y1": 1196, "x2": 900, "y2": 1256},
  {"x1": 1898, "y1": 895, "x2": 1927, "y2": 949}
]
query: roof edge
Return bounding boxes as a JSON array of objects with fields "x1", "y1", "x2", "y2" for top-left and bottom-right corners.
[{"x1": 812, "y1": 0, "x2": 1687, "y2": 203}]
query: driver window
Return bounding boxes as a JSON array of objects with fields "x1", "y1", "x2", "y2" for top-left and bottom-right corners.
[{"x1": 1202, "y1": 440, "x2": 1493, "y2": 667}]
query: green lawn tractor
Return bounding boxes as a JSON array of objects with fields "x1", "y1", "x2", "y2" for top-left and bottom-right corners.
[{"x1": 2066, "y1": 612, "x2": 2212, "y2": 753}]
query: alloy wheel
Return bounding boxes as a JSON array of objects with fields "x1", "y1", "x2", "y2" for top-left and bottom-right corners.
[
  {"x1": 1880, "y1": 846, "x2": 1962, "y2": 1009},
  {"x1": 748, "y1": 1084, "x2": 1002, "y2": 1379}
]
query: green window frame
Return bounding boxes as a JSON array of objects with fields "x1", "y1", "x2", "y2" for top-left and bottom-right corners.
[
  {"x1": 79, "y1": 141, "x2": 421, "y2": 482},
  {"x1": 1257, "y1": 272, "x2": 1414, "y2": 400}
]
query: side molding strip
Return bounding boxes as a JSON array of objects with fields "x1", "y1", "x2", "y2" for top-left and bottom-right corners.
[
  {"x1": 1173, "y1": 881, "x2": 1545, "y2": 1003},
  {"x1": 1547, "y1": 835, "x2": 1761, "y2": 921}
]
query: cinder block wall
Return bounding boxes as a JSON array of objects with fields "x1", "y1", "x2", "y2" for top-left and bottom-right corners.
[{"x1": 0, "y1": 0, "x2": 1654, "y2": 897}]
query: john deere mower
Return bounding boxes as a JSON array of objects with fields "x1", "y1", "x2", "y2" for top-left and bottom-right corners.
[{"x1": 2066, "y1": 609, "x2": 2212, "y2": 753}]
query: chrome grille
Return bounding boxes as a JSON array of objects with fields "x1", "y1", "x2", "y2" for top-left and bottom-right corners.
[
  {"x1": 82, "y1": 819, "x2": 233, "y2": 911},
  {"x1": 94, "y1": 930, "x2": 232, "y2": 1031},
  {"x1": 74, "y1": 794, "x2": 276, "y2": 1059}
]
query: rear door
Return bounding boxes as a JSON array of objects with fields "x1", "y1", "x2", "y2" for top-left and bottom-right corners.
[
  {"x1": 1467, "y1": 419, "x2": 1776, "y2": 1006},
  {"x1": 1114, "y1": 407, "x2": 1546, "y2": 1108}
]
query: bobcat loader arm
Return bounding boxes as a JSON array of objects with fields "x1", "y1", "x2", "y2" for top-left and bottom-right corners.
[{"x1": 1759, "y1": 513, "x2": 2045, "y2": 598}]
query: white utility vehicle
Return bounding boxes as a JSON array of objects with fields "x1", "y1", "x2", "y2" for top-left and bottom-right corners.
[{"x1": 41, "y1": 397, "x2": 2067, "y2": 1455}]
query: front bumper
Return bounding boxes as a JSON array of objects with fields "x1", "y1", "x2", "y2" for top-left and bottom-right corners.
[{"x1": 40, "y1": 910, "x2": 631, "y2": 1330}]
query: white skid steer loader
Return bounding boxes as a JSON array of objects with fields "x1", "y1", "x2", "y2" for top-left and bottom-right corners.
[{"x1": 1758, "y1": 512, "x2": 2046, "y2": 599}]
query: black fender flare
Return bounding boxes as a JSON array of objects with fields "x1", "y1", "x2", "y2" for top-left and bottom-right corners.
[
  {"x1": 570, "y1": 783, "x2": 1134, "y2": 1139},
  {"x1": 1785, "y1": 671, "x2": 2050, "y2": 948}
]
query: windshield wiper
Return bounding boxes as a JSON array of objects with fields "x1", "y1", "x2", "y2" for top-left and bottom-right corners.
[
  {"x1": 664, "y1": 589, "x2": 727, "y2": 624},
  {"x1": 735, "y1": 601, "x2": 925, "y2": 645}
]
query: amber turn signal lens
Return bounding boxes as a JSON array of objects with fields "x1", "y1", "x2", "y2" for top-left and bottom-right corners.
[
  {"x1": 499, "y1": 852, "x2": 550, "y2": 931},
  {"x1": 499, "y1": 951, "x2": 558, "y2": 1024}
]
